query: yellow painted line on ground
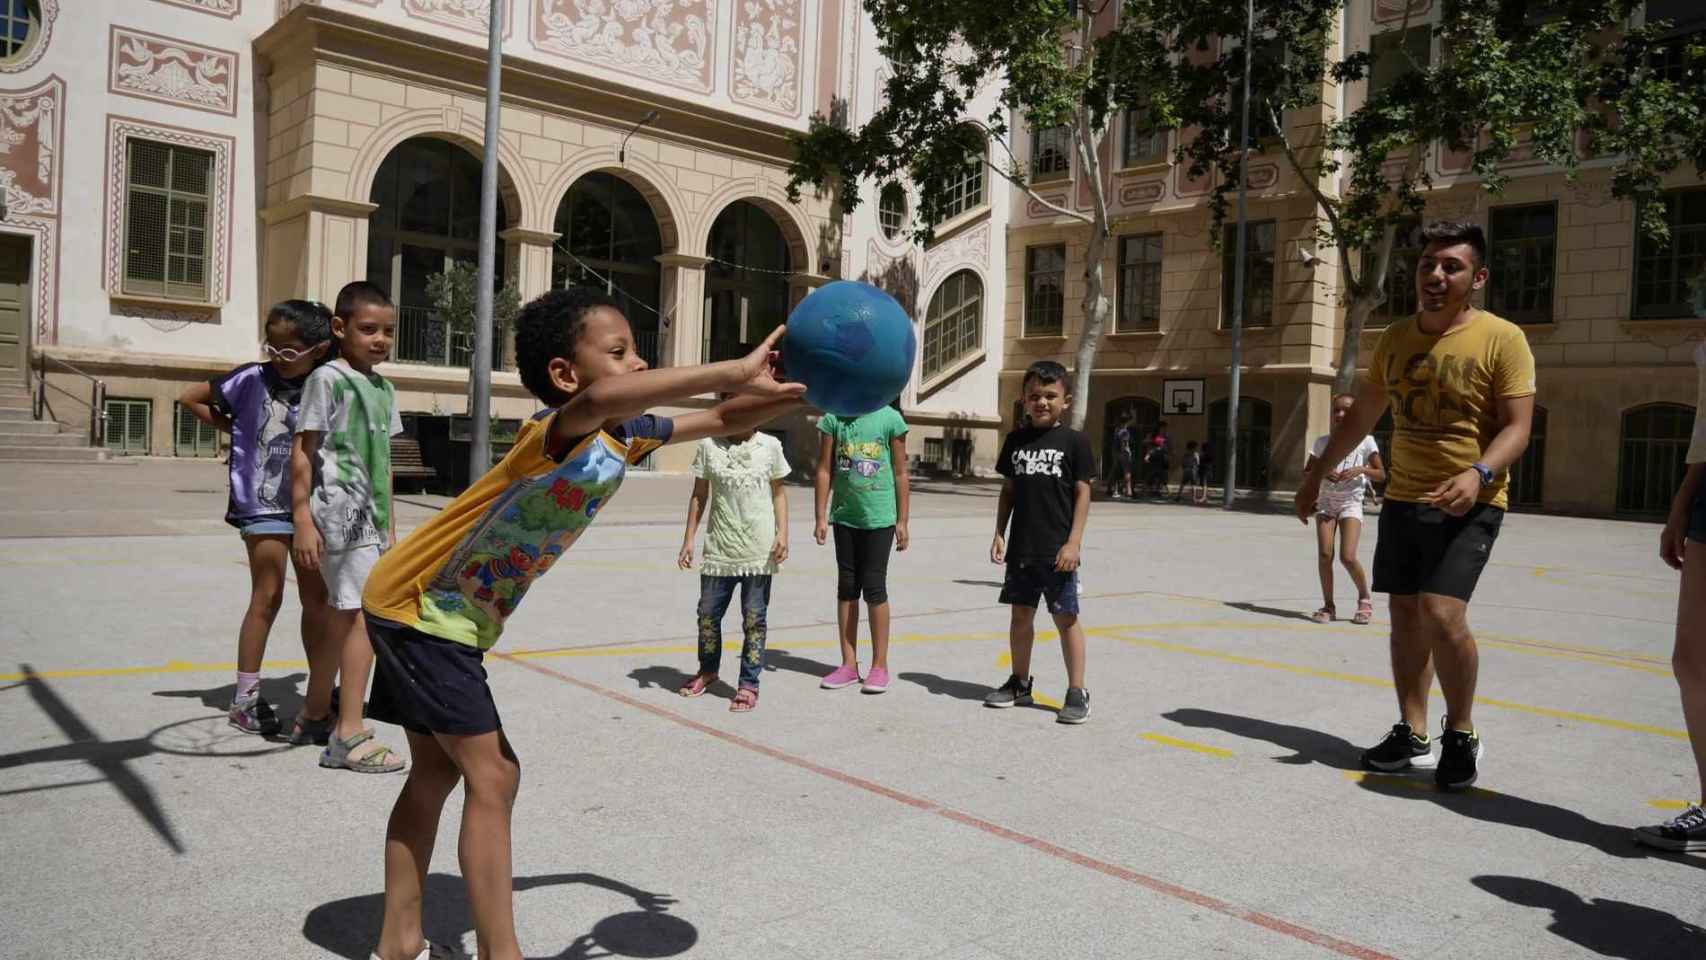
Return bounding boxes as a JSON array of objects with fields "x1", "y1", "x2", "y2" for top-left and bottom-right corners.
[
  {"x1": 1140, "y1": 733, "x2": 1235, "y2": 758},
  {"x1": 1032, "y1": 692, "x2": 1061, "y2": 710},
  {"x1": 1104, "y1": 631, "x2": 1689, "y2": 742},
  {"x1": 1647, "y1": 799, "x2": 1693, "y2": 811},
  {"x1": 1474, "y1": 638, "x2": 1672, "y2": 676},
  {"x1": 1342, "y1": 770, "x2": 1497, "y2": 799}
]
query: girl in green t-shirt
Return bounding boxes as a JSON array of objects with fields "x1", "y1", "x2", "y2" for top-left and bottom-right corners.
[{"x1": 676, "y1": 427, "x2": 792, "y2": 712}]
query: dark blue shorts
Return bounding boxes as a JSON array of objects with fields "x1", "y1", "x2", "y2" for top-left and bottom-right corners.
[
  {"x1": 999, "y1": 561, "x2": 1081, "y2": 615},
  {"x1": 366, "y1": 617, "x2": 502, "y2": 736}
]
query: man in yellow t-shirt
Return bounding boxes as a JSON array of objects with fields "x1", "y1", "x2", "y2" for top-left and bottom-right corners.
[{"x1": 1297, "y1": 220, "x2": 1536, "y2": 792}]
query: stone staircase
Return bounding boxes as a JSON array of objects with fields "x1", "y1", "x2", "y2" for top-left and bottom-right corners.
[{"x1": 0, "y1": 368, "x2": 111, "y2": 462}]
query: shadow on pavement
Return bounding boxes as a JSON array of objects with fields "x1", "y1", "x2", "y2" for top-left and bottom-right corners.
[
  {"x1": 763, "y1": 648, "x2": 834, "y2": 679},
  {"x1": 1223, "y1": 601, "x2": 1317, "y2": 623},
  {"x1": 154, "y1": 672, "x2": 309, "y2": 722},
  {"x1": 1165, "y1": 707, "x2": 1706, "y2": 871},
  {"x1": 952, "y1": 579, "x2": 1004, "y2": 588},
  {"x1": 1471, "y1": 874, "x2": 1706, "y2": 959},
  {"x1": 900, "y1": 671, "x2": 993, "y2": 702},
  {"x1": 303, "y1": 872, "x2": 694, "y2": 959},
  {"x1": 626, "y1": 665, "x2": 737, "y2": 700}
]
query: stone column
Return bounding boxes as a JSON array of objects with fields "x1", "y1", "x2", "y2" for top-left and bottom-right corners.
[
  {"x1": 257, "y1": 195, "x2": 380, "y2": 308},
  {"x1": 656, "y1": 253, "x2": 711, "y2": 367},
  {"x1": 786, "y1": 271, "x2": 834, "y2": 310},
  {"x1": 498, "y1": 228, "x2": 559, "y2": 370}
]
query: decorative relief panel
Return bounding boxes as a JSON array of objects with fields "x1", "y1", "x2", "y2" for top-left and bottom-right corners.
[
  {"x1": 149, "y1": 0, "x2": 241, "y2": 17},
  {"x1": 1246, "y1": 163, "x2": 1278, "y2": 190},
  {"x1": 922, "y1": 220, "x2": 989, "y2": 292},
  {"x1": 103, "y1": 117, "x2": 234, "y2": 305},
  {"x1": 0, "y1": 0, "x2": 55, "y2": 74},
  {"x1": 404, "y1": 0, "x2": 513, "y2": 39},
  {"x1": 730, "y1": 0, "x2": 802, "y2": 116},
  {"x1": 532, "y1": 0, "x2": 715, "y2": 93},
  {"x1": 113, "y1": 300, "x2": 219, "y2": 333},
  {"x1": 0, "y1": 76, "x2": 62, "y2": 219},
  {"x1": 1373, "y1": 0, "x2": 1431, "y2": 24},
  {"x1": 108, "y1": 28, "x2": 238, "y2": 117},
  {"x1": 1026, "y1": 192, "x2": 1068, "y2": 219},
  {"x1": 1118, "y1": 179, "x2": 1165, "y2": 206}
]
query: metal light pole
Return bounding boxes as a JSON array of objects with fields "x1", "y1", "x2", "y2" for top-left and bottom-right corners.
[
  {"x1": 1224, "y1": 0, "x2": 1254, "y2": 511},
  {"x1": 607, "y1": 111, "x2": 659, "y2": 296},
  {"x1": 469, "y1": 0, "x2": 503, "y2": 477}
]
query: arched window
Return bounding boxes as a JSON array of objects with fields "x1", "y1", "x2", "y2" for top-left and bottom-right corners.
[
  {"x1": 553, "y1": 173, "x2": 663, "y2": 367},
  {"x1": 1619, "y1": 403, "x2": 1694, "y2": 514},
  {"x1": 367, "y1": 137, "x2": 508, "y2": 368},
  {"x1": 1508, "y1": 405, "x2": 1547, "y2": 509},
  {"x1": 1102, "y1": 396, "x2": 1161, "y2": 491},
  {"x1": 704, "y1": 201, "x2": 790, "y2": 362},
  {"x1": 878, "y1": 182, "x2": 908, "y2": 240},
  {"x1": 1208, "y1": 397, "x2": 1272, "y2": 489},
  {"x1": 941, "y1": 141, "x2": 986, "y2": 221},
  {"x1": 922, "y1": 271, "x2": 982, "y2": 381},
  {"x1": 0, "y1": 1, "x2": 41, "y2": 65}
]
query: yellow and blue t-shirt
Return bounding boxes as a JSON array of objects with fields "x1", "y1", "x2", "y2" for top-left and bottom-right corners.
[{"x1": 363, "y1": 411, "x2": 671, "y2": 650}]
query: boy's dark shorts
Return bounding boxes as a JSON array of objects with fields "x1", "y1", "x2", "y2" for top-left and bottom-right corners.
[
  {"x1": 1371, "y1": 501, "x2": 1504, "y2": 602},
  {"x1": 366, "y1": 616, "x2": 502, "y2": 736},
  {"x1": 999, "y1": 560, "x2": 1081, "y2": 616}
]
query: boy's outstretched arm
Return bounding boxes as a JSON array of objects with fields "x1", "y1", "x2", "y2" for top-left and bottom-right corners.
[
  {"x1": 670, "y1": 394, "x2": 805, "y2": 445},
  {"x1": 178, "y1": 381, "x2": 232, "y2": 433},
  {"x1": 552, "y1": 326, "x2": 803, "y2": 443}
]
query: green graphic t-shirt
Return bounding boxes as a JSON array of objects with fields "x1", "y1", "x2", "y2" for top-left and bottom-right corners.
[
  {"x1": 297, "y1": 359, "x2": 404, "y2": 550},
  {"x1": 817, "y1": 407, "x2": 907, "y2": 530}
]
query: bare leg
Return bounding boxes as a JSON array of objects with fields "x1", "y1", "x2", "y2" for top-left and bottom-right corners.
[
  {"x1": 1054, "y1": 612, "x2": 1086, "y2": 689},
  {"x1": 1677, "y1": 543, "x2": 1706, "y2": 800},
  {"x1": 237, "y1": 536, "x2": 289, "y2": 675},
  {"x1": 1315, "y1": 516, "x2": 1337, "y2": 610},
  {"x1": 1008, "y1": 604, "x2": 1037, "y2": 679},
  {"x1": 868, "y1": 600, "x2": 890, "y2": 671},
  {"x1": 332, "y1": 608, "x2": 374, "y2": 741},
  {"x1": 1339, "y1": 518, "x2": 1372, "y2": 601},
  {"x1": 1421, "y1": 592, "x2": 1478, "y2": 732},
  {"x1": 836, "y1": 599, "x2": 860, "y2": 670},
  {"x1": 374, "y1": 730, "x2": 461, "y2": 960},
  {"x1": 293, "y1": 558, "x2": 335, "y2": 718},
  {"x1": 438, "y1": 730, "x2": 523, "y2": 960},
  {"x1": 1387, "y1": 594, "x2": 1435, "y2": 731}
]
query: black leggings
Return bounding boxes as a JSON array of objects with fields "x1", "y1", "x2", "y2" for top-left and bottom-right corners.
[{"x1": 833, "y1": 524, "x2": 895, "y2": 604}]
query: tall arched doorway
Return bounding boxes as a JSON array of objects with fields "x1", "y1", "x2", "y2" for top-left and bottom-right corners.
[
  {"x1": 367, "y1": 136, "x2": 509, "y2": 368},
  {"x1": 1102, "y1": 396, "x2": 1161, "y2": 493},
  {"x1": 553, "y1": 172, "x2": 663, "y2": 367},
  {"x1": 1619, "y1": 403, "x2": 1693, "y2": 515},
  {"x1": 704, "y1": 201, "x2": 790, "y2": 362},
  {"x1": 1208, "y1": 397, "x2": 1272, "y2": 489}
]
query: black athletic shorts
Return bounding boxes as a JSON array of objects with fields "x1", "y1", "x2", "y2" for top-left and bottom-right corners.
[
  {"x1": 366, "y1": 616, "x2": 502, "y2": 736},
  {"x1": 832, "y1": 523, "x2": 895, "y2": 604},
  {"x1": 1371, "y1": 501, "x2": 1504, "y2": 601}
]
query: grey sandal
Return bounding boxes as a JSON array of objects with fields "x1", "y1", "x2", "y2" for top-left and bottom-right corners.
[{"x1": 320, "y1": 728, "x2": 405, "y2": 774}]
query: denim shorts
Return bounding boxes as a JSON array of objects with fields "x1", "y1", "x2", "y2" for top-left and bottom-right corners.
[
  {"x1": 999, "y1": 561, "x2": 1082, "y2": 616},
  {"x1": 234, "y1": 516, "x2": 294, "y2": 538}
]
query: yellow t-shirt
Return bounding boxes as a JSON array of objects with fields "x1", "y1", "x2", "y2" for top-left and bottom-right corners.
[
  {"x1": 362, "y1": 410, "x2": 671, "y2": 649},
  {"x1": 1366, "y1": 310, "x2": 1536, "y2": 510}
]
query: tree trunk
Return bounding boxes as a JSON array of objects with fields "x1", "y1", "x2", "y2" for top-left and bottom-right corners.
[
  {"x1": 1334, "y1": 294, "x2": 1376, "y2": 394},
  {"x1": 1072, "y1": 232, "x2": 1112, "y2": 431}
]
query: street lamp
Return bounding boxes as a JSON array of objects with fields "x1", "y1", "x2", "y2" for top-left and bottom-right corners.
[{"x1": 607, "y1": 111, "x2": 659, "y2": 299}]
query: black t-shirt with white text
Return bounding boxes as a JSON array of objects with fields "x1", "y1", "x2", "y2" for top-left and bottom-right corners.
[{"x1": 998, "y1": 424, "x2": 1096, "y2": 561}]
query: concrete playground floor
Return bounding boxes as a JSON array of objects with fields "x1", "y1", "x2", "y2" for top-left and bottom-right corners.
[{"x1": 1, "y1": 459, "x2": 1702, "y2": 960}]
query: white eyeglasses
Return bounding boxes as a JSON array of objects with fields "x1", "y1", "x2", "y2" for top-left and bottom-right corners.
[{"x1": 262, "y1": 342, "x2": 325, "y2": 363}]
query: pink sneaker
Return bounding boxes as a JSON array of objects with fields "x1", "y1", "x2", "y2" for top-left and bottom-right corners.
[
  {"x1": 861, "y1": 666, "x2": 890, "y2": 694},
  {"x1": 820, "y1": 663, "x2": 862, "y2": 689}
]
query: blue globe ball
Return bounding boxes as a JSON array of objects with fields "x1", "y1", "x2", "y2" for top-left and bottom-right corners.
[{"x1": 783, "y1": 281, "x2": 916, "y2": 417}]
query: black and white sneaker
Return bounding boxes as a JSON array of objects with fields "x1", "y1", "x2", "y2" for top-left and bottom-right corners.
[
  {"x1": 1056, "y1": 687, "x2": 1091, "y2": 724},
  {"x1": 1435, "y1": 723, "x2": 1483, "y2": 790},
  {"x1": 983, "y1": 675, "x2": 1034, "y2": 708},
  {"x1": 1634, "y1": 804, "x2": 1706, "y2": 853},
  {"x1": 1360, "y1": 722, "x2": 1435, "y2": 771}
]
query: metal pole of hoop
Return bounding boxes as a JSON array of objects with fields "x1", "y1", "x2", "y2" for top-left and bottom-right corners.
[{"x1": 469, "y1": 0, "x2": 503, "y2": 477}]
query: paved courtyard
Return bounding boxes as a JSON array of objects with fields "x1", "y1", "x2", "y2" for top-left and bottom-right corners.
[{"x1": 1, "y1": 458, "x2": 1701, "y2": 960}]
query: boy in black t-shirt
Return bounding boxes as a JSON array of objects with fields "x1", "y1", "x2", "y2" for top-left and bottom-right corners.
[{"x1": 985, "y1": 361, "x2": 1096, "y2": 724}]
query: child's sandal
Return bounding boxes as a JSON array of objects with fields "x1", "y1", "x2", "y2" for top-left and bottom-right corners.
[
  {"x1": 319, "y1": 728, "x2": 405, "y2": 774},
  {"x1": 678, "y1": 672, "x2": 717, "y2": 698},
  {"x1": 1353, "y1": 599, "x2": 1374, "y2": 625},
  {"x1": 1311, "y1": 605, "x2": 1335, "y2": 624},
  {"x1": 730, "y1": 687, "x2": 758, "y2": 713}
]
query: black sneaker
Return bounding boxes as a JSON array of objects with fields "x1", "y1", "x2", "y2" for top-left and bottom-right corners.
[
  {"x1": 1057, "y1": 687, "x2": 1091, "y2": 724},
  {"x1": 1435, "y1": 725, "x2": 1483, "y2": 790},
  {"x1": 1633, "y1": 804, "x2": 1706, "y2": 853},
  {"x1": 1360, "y1": 722, "x2": 1435, "y2": 772},
  {"x1": 983, "y1": 675, "x2": 1034, "y2": 708}
]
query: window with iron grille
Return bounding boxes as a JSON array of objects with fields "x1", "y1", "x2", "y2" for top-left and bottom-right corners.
[
  {"x1": 1117, "y1": 234, "x2": 1163, "y2": 333},
  {"x1": 1634, "y1": 187, "x2": 1706, "y2": 319},
  {"x1": 1647, "y1": 0, "x2": 1706, "y2": 83},
  {"x1": 922, "y1": 270, "x2": 983, "y2": 380},
  {"x1": 1619, "y1": 403, "x2": 1694, "y2": 514},
  {"x1": 878, "y1": 182, "x2": 907, "y2": 240},
  {"x1": 1507, "y1": 406, "x2": 1546, "y2": 509},
  {"x1": 941, "y1": 151, "x2": 985, "y2": 221},
  {"x1": 1221, "y1": 221, "x2": 1275, "y2": 328},
  {"x1": 1121, "y1": 108, "x2": 1167, "y2": 167},
  {"x1": 0, "y1": 0, "x2": 39, "y2": 63},
  {"x1": 1025, "y1": 245, "x2": 1066, "y2": 337},
  {"x1": 923, "y1": 437, "x2": 946, "y2": 467},
  {"x1": 174, "y1": 402, "x2": 220, "y2": 458},
  {"x1": 1487, "y1": 204, "x2": 1557, "y2": 324},
  {"x1": 1227, "y1": 37, "x2": 1284, "y2": 145},
  {"x1": 1370, "y1": 25, "x2": 1430, "y2": 98},
  {"x1": 123, "y1": 140, "x2": 214, "y2": 301},
  {"x1": 105, "y1": 398, "x2": 152, "y2": 456},
  {"x1": 1031, "y1": 124, "x2": 1071, "y2": 181},
  {"x1": 1373, "y1": 217, "x2": 1423, "y2": 325}
]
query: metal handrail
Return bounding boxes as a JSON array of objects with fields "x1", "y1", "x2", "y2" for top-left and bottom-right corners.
[{"x1": 34, "y1": 352, "x2": 107, "y2": 448}]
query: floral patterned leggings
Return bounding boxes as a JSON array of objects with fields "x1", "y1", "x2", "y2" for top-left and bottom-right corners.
[{"x1": 697, "y1": 574, "x2": 771, "y2": 689}]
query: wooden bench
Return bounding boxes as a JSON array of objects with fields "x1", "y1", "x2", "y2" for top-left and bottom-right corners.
[{"x1": 391, "y1": 436, "x2": 437, "y2": 491}]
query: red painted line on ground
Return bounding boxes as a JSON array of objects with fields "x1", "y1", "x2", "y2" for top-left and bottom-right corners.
[{"x1": 497, "y1": 653, "x2": 1399, "y2": 960}]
